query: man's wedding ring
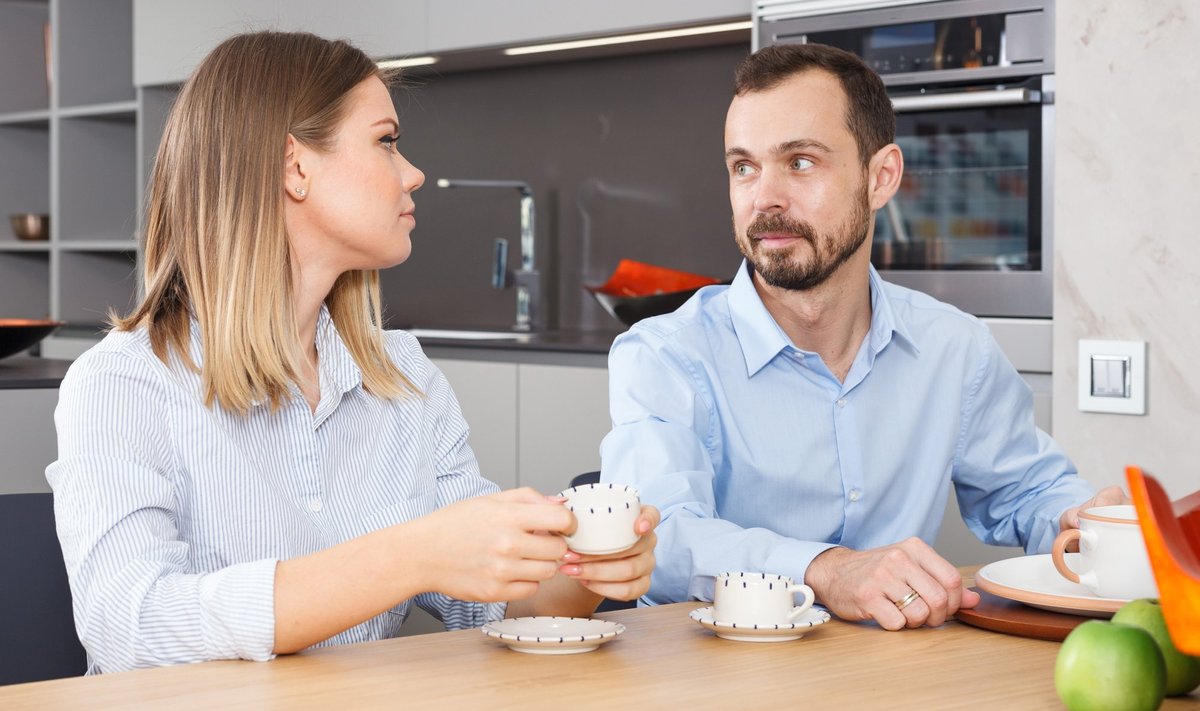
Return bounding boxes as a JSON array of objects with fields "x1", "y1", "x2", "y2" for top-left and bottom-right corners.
[{"x1": 894, "y1": 589, "x2": 921, "y2": 611}]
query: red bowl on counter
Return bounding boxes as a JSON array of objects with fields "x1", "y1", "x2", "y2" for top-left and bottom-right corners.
[
  {"x1": 0, "y1": 319, "x2": 65, "y2": 360},
  {"x1": 584, "y1": 259, "x2": 725, "y2": 327}
]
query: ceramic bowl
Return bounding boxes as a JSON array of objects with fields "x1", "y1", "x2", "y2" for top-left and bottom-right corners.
[
  {"x1": 0, "y1": 319, "x2": 64, "y2": 360},
  {"x1": 9, "y1": 213, "x2": 50, "y2": 241}
]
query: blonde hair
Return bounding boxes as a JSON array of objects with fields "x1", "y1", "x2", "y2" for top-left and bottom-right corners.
[{"x1": 114, "y1": 31, "x2": 415, "y2": 412}]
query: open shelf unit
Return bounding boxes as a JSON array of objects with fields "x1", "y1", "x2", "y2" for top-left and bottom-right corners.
[{"x1": 0, "y1": 0, "x2": 139, "y2": 335}]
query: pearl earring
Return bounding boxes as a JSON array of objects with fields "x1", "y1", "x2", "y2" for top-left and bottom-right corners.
[{"x1": 295, "y1": 187, "x2": 307, "y2": 198}]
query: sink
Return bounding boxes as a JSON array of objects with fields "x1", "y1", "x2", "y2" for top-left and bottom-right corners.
[{"x1": 405, "y1": 328, "x2": 533, "y2": 341}]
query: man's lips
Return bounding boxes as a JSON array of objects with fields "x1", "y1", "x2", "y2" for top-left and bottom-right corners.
[{"x1": 752, "y1": 232, "x2": 807, "y2": 244}]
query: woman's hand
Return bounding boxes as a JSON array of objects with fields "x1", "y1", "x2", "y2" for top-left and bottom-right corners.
[
  {"x1": 559, "y1": 505, "x2": 660, "y2": 602},
  {"x1": 408, "y1": 488, "x2": 574, "y2": 603}
]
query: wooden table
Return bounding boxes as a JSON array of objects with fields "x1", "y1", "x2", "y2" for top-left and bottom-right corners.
[{"x1": 2, "y1": 602, "x2": 1198, "y2": 710}]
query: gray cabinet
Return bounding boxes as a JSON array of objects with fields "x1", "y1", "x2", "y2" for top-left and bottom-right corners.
[
  {"x1": 133, "y1": 0, "x2": 750, "y2": 87},
  {"x1": 0, "y1": 0, "x2": 139, "y2": 337},
  {"x1": 426, "y1": 0, "x2": 751, "y2": 53},
  {"x1": 0, "y1": 388, "x2": 58, "y2": 495},
  {"x1": 133, "y1": 0, "x2": 429, "y2": 87},
  {"x1": 430, "y1": 355, "x2": 611, "y2": 496},
  {"x1": 517, "y1": 363, "x2": 610, "y2": 495}
]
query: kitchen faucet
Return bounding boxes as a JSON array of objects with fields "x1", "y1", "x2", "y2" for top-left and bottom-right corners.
[{"x1": 435, "y1": 178, "x2": 541, "y2": 332}]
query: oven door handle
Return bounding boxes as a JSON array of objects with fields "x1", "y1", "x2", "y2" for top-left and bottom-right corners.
[{"x1": 890, "y1": 88, "x2": 1039, "y2": 112}]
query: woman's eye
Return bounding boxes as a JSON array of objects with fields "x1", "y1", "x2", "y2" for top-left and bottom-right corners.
[
  {"x1": 379, "y1": 134, "x2": 399, "y2": 151},
  {"x1": 791, "y1": 157, "x2": 814, "y2": 170}
]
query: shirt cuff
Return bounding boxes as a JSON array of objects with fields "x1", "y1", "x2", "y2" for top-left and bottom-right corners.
[{"x1": 197, "y1": 558, "x2": 278, "y2": 662}]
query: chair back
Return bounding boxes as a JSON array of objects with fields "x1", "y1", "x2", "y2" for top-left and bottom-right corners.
[
  {"x1": 0, "y1": 493, "x2": 87, "y2": 685},
  {"x1": 569, "y1": 471, "x2": 601, "y2": 489},
  {"x1": 1126, "y1": 466, "x2": 1200, "y2": 655}
]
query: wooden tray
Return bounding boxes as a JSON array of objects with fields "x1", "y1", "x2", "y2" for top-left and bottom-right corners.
[{"x1": 954, "y1": 587, "x2": 1089, "y2": 641}]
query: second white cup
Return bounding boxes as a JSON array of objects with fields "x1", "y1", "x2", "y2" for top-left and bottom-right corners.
[{"x1": 713, "y1": 572, "x2": 816, "y2": 626}]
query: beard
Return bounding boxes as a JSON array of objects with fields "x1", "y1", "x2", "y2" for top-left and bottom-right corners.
[{"x1": 736, "y1": 182, "x2": 872, "y2": 292}]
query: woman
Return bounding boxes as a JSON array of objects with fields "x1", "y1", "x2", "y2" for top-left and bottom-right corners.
[{"x1": 47, "y1": 31, "x2": 657, "y2": 674}]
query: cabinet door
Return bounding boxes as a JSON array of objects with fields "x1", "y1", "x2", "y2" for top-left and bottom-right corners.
[
  {"x1": 430, "y1": 358, "x2": 518, "y2": 490},
  {"x1": 516, "y1": 363, "x2": 610, "y2": 495},
  {"x1": 0, "y1": 389, "x2": 59, "y2": 495},
  {"x1": 428, "y1": 0, "x2": 749, "y2": 53},
  {"x1": 134, "y1": 0, "x2": 428, "y2": 86}
]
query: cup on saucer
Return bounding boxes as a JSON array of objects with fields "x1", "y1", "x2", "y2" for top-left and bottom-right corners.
[
  {"x1": 713, "y1": 572, "x2": 816, "y2": 627},
  {"x1": 1050, "y1": 504, "x2": 1158, "y2": 599}
]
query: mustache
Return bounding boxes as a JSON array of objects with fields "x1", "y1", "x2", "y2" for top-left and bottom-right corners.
[{"x1": 746, "y1": 213, "x2": 817, "y2": 242}]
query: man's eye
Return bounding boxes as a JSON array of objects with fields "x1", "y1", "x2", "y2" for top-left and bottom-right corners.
[
  {"x1": 734, "y1": 163, "x2": 756, "y2": 177},
  {"x1": 791, "y1": 157, "x2": 814, "y2": 170}
]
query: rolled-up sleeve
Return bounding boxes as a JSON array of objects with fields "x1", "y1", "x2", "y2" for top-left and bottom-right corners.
[
  {"x1": 404, "y1": 338, "x2": 506, "y2": 628},
  {"x1": 601, "y1": 328, "x2": 836, "y2": 605},
  {"x1": 47, "y1": 350, "x2": 277, "y2": 673}
]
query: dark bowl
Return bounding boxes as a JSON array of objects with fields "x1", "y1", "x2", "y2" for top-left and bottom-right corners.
[
  {"x1": 0, "y1": 319, "x2": 64, "y2": 360},
  {"x1": 587, "y1": 286, "x2": 716, "y2": 327}
]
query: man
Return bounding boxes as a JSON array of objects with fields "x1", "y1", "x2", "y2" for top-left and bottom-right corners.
[{"x1": 599, "y1": 43, "x2": 1123, "y2": 631}]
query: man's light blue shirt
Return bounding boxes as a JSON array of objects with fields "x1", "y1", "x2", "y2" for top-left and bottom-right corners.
[{"x1": 600, "y1": 261, "x2": 1094, "y2": 605}]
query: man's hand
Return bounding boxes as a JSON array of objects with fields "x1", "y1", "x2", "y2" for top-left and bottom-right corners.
[
  {"x1": 804, "y1": 538, "x2": 980, "y2": 631},
  {"x1": 1060, "y1": 486, "x2": 1129, "y2": 531}
]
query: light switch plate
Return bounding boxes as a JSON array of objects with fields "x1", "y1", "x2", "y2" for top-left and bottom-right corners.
[{"x1": 1078, "y1": 339, "x2": 1146, "y2": 414}]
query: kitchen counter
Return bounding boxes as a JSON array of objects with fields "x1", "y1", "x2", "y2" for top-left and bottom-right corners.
[
  {"x1": 0, "y1": 357, "x2": 73, "y2": 390},
  {"x1": 406, "y1": 327, "x2": 625, "y2": 355}
]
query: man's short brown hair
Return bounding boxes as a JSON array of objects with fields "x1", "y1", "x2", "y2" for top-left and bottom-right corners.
[{"x1": 734, "y1": 43, "x2": 894, "y2": 167}]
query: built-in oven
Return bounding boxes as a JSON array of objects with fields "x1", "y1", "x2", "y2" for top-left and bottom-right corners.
[{"x1": 756, "y1": 0, "x2": 1055, "y2": 319}]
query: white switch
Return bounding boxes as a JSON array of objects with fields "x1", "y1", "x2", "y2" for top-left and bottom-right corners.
[
  {"x1": 1078, "y1": 340, "x2": 1146, "y2": 415},
  {"x1": 1090, "y1": 356, "x2": 1130, "y2": 397}
]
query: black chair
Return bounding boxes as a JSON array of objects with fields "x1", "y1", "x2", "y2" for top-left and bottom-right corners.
[
  {"x1": 569, "y1": 471, "x2": 602, "y2": 489},
  {"x1": 0, "y1": 493, "x2": 88, "y2": 685},
  {"x1": 567, "y1": 471, "x2": 637, "y2": 612}
]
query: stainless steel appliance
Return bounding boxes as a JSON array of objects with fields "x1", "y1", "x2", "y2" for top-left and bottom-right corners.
[{"x1": 755, "y1": 0, "x2": 1055, "y2": 318}]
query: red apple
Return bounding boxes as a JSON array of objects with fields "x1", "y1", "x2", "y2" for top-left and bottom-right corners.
[
  {"x1": 1055, "y1": 619, "x2": 1166, "y2": 711},
  {"x1": 1113, "y1": 598, "x2": 1200, "y2": 696}
]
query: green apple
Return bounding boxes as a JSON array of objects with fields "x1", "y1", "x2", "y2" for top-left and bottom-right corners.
[
  {"x1": 1113, "y1": 598, "x2": 1200, "y2": 696},
  {"x1": 1056, "y1": 619, "x2": 1165, "y2": 711}
]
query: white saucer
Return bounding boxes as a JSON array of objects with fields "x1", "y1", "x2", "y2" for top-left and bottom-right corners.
[
  {"x1": 975, "y1": 553, "x2": 1128, "y2": 617},
  {"x1": 481, "y1": 616, "x2": 625, "y2": 654},
  {"x1": 689, "y1": 606, "x2": 830, "y2": 642}
]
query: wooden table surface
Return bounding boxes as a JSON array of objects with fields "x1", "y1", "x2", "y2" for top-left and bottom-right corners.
[{"x1": 2, "y1": 600, "x2": 1197, "y2": 710}]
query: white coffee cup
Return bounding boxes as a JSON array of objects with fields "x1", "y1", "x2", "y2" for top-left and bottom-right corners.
[
  {"x1": 1051, "y1": 504, "x2": 1159, "y2": 599},
  {"x1": 713, "y1": 572, "x2": 816, "y2": 626},
  {"x1": 559, "y1": 483, "x2": 641, "y2": 555}
]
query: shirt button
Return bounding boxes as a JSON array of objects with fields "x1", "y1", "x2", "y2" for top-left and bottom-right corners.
[
  {"x1": 849, "y1": 489, "x2": 862, "y2": 502},
  {"x1": 308, "y1": 497, "x2": 323, "y2": 513},
  {"x1": 836, "y1": 398, "x2": 847, "y2": 408}
]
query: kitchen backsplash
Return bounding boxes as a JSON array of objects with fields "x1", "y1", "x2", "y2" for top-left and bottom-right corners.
[{"x1": 380, "y1": 42, "x2": 749, "y2": 332}]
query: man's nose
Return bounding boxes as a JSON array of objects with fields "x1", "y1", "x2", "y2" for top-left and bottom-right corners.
[{"x1": 752, "y1": 168, "x2": 789, "y2": 213}]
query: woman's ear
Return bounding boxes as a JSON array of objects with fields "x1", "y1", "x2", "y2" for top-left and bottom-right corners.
[
  {"x1": 867, "y1": 143, "x2": 904, "y2": 211},
  {"x1": 284, "y1": 133, "x2": 309, "y2": 201}
]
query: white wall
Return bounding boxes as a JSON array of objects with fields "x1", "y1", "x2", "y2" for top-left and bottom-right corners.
[{"x1": 1053, "y1": 3, "x2": 1200, "y2": 498}]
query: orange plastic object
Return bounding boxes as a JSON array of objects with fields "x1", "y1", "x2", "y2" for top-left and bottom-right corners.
[
  {"x1": 587, "y1": 259, "x2": 721, "y2": 297},
  {"x1": 1127, "y1": 465, "x2": 1200, "y2": 654}
]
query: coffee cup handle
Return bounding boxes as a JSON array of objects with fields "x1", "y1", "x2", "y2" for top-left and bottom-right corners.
[
  {"x1": 786, "y1": 584, "x2": 816, "y2": 621},
  {"x1": 1051, "y1": 529, "x2": 1082, "y2": 584}
]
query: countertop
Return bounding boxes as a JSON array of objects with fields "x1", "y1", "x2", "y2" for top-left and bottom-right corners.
[
  {"x1": 407, "y1": 327, "x2": 625, "y2": 355},
  {"x1": 0, "y1": 329, "x2": 624, "y2": 389},
  {"x1": 0, "y1": 357, "x2": 73, "y2": 390}
]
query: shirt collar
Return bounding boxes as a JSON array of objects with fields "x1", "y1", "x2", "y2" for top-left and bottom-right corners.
[
  {"x1": 728, "y1": 260, "x2": 918, "y2": 378},
  {"x1": 314, "y1": 304, "x2": 364, "y2": 398}
]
